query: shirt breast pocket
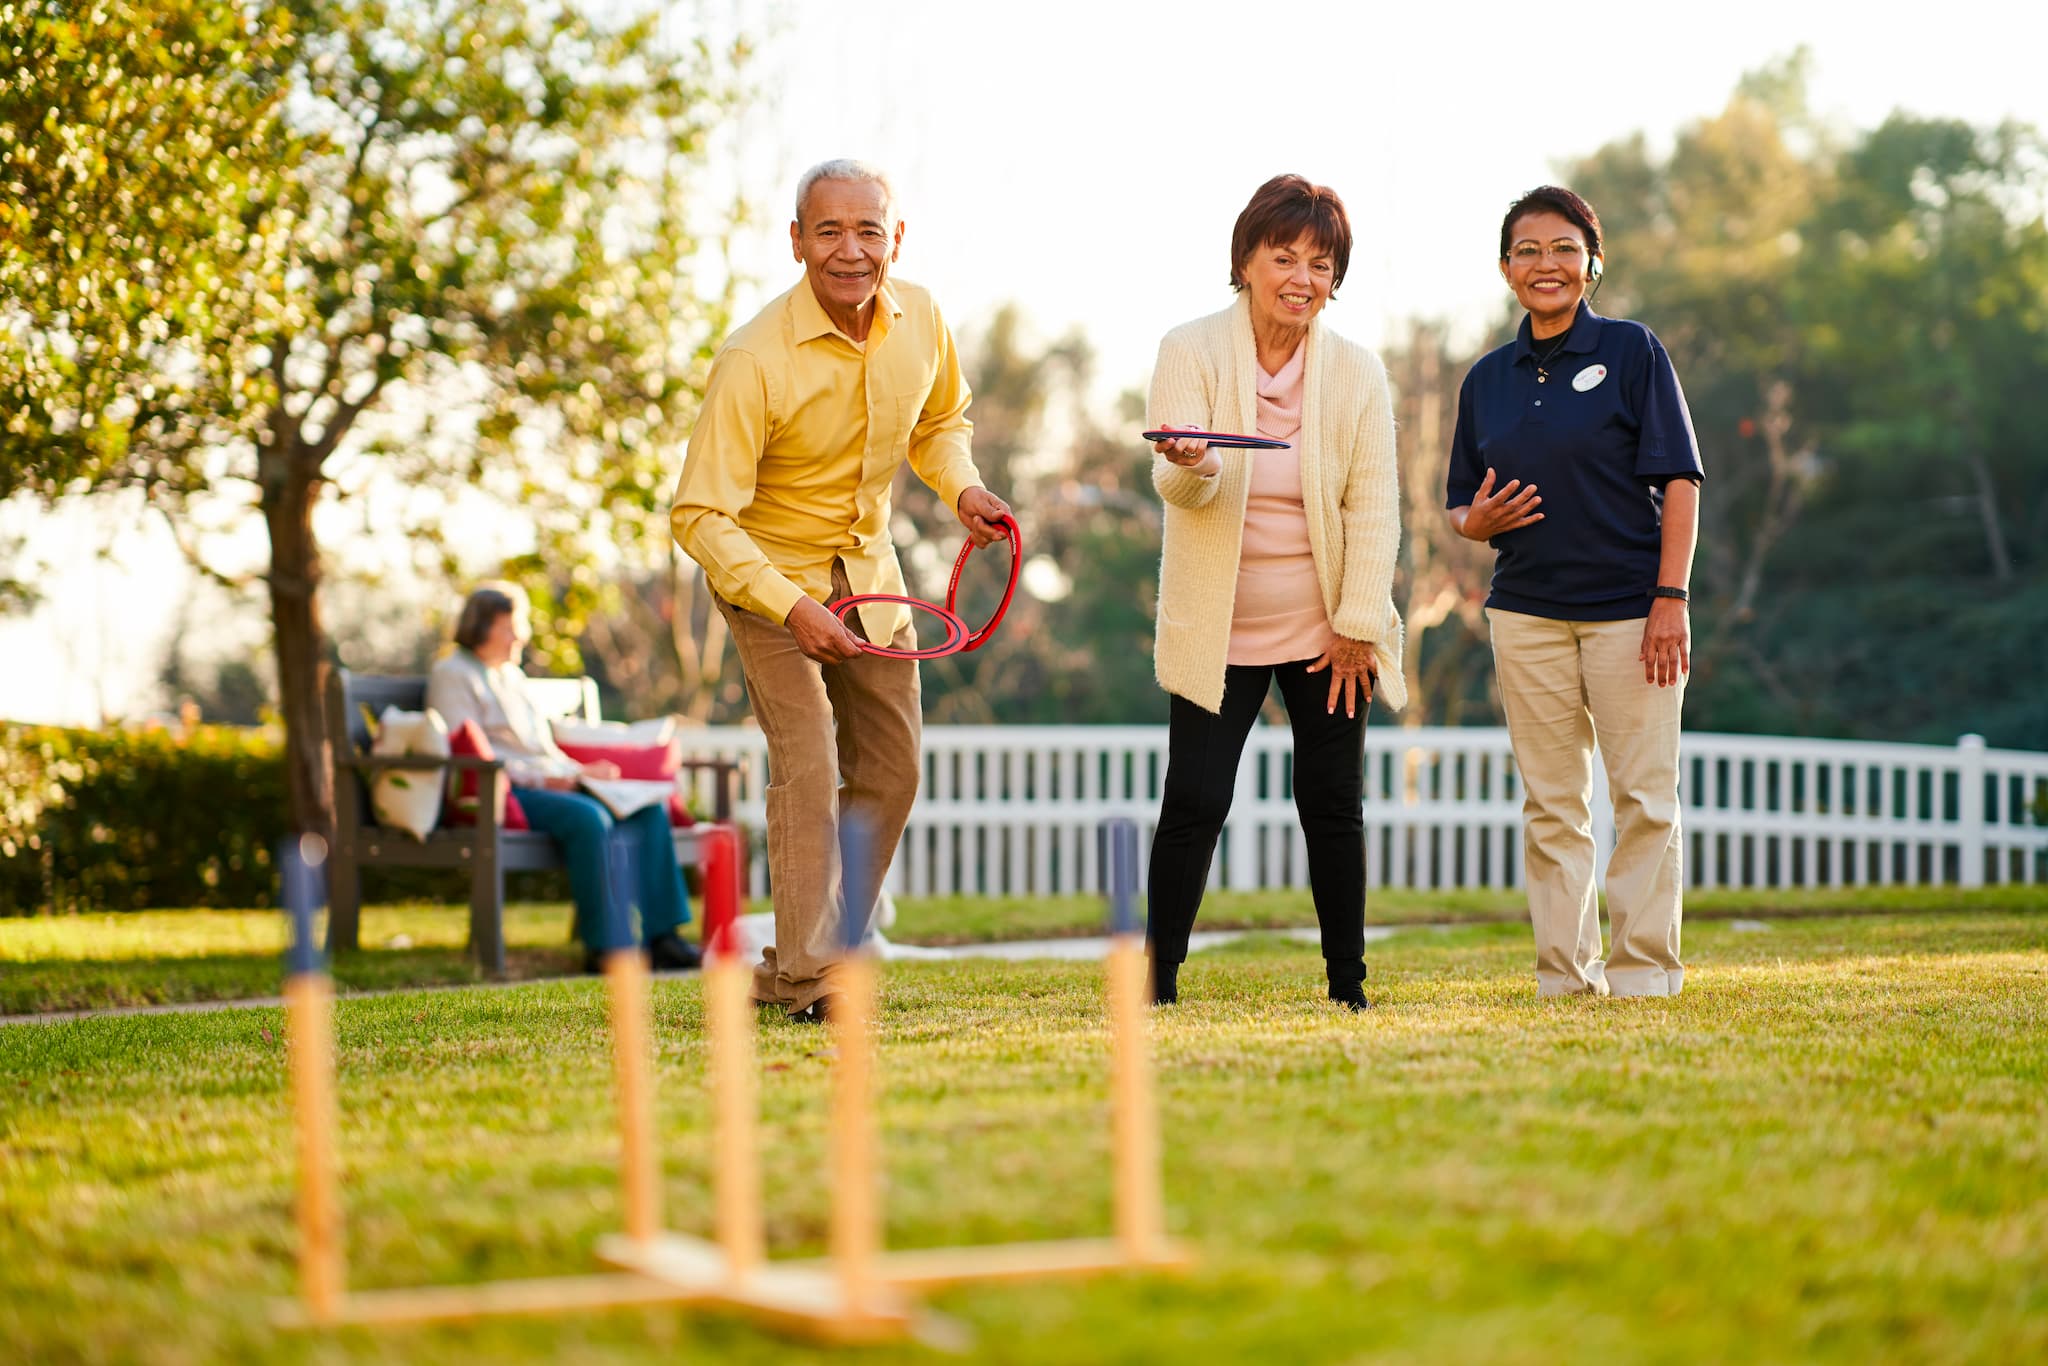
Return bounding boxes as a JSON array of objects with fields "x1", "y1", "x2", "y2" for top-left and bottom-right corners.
[{"x1": 887, "y1": 386, "x2": 927, "y2": 454}]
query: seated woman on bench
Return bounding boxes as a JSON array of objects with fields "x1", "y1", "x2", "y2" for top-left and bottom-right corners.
[{"x1": 427, "y1": 582, "x2": 700, "y2": 973}]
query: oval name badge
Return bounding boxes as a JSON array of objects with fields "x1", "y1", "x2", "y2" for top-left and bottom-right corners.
[{"x1": 1572, "y1": 364, "x2": 1609, "y2": 392}]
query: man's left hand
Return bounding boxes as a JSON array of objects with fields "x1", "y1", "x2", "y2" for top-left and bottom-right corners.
[{"x1": 956, "y1": 487, "x2": 1014, "y2": 548}]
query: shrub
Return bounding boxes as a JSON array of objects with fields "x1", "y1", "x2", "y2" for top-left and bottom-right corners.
[
  {"x1": 0, "y1": 723, "x2": 590, "y2": 914},
  {"x1": 0, "y1": 723, "x2": 291, "y2": 914}
]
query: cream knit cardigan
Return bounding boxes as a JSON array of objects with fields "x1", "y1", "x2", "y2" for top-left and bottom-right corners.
[{"x1": 1148, "y1": 295, "x2": 1407, "y2": 714}]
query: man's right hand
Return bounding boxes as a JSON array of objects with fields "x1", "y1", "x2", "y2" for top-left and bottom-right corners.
[{"x1": 786, "y1": 596, "x2": 867, "y2": 663}]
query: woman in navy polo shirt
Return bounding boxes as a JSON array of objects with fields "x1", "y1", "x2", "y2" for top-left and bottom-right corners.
[{"x1": 1446, "y1": 185, "x2": 1702, "y2": 999}]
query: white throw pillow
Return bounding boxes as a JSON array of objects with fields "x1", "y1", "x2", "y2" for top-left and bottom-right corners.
[
  {"x1": 369, "y1": 706, "x2": 450, "y2": 841},
  {"x1": 551, "y1": 714, "x2": 678, "y2": 748}
]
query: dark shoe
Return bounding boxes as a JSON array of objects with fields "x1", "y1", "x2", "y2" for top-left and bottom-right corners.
[
  {"x1": 1328, "y1": 957, "x2": 1369, "y2": 1012},
  {"x1": 1151, "y1": 959, "x2": 1180, "y2": 1006},
  {"x1": 646, "y1": 931, "x2": 703, "y2": 972},
  {"x1": 790, "y1": 995, "x2": 836, "y2": 1025},
  {"x1": 1328, "y1": 980, "x2": 1371, "y2": 1012}
]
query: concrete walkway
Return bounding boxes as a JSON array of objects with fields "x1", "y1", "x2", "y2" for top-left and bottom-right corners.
[{"x1": 0, "y1": 921, "x2": 1435, "y2": 1028}]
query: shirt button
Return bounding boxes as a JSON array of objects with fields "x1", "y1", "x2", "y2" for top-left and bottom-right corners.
[{"x1": 1534, "y1": 400, "x2": 1543, "y2": 407}]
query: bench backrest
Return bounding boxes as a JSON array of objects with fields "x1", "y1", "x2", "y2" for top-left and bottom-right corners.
[
  {"x1": 331, "y1": 669, "x2": 599, "y2": 753},
  {"x1": 327, "y1": 667, "x2": 601, "y2": 828},
  {"x1": 337, "y1": 673, "x2": 430, "y2": 754}
]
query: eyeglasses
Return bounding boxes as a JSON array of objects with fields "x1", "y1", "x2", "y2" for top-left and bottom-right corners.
[{"x1": 1508, "y1": 241, "x2": 1586, "y2": 265}]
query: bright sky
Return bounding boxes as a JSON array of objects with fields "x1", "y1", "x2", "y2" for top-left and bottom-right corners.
[
  {"x1": 726, "y1": 0, "x2": 2048, "y2": 389},
  {"x1": 7, "y1": 0, "x2": 2046, "y2": 725}
]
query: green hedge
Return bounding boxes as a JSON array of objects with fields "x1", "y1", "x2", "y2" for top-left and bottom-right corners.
[
  {"x1": 0, "y1": 723, "x2": 291, "y2": 914},
  {"x1": 0, "y1": 723, "x2": 573, "y2": 914}
]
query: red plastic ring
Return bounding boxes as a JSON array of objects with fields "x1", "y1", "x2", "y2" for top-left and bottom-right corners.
[
  {"x1": 829, "y1": 594, "x2": 969, "y2": 660},
  {"x1": 945, "y1": 514, "x2": 1021, "y2": 653}
]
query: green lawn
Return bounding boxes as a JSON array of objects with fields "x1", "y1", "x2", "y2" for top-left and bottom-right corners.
[
  {"x1": 2, "y1": 913, "x2": 2044, "y2": 1364},
  {"x1": 5, "y1": 885, "x2": 2043, "y2": 1016}
]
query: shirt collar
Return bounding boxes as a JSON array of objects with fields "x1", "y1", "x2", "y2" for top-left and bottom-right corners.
[
  {"x1": 1513, "y1": 301, "x2": 1605, "y2": 361},
  {"x1": 792, "y1": 275, "x2": 903, "y2": 346}
]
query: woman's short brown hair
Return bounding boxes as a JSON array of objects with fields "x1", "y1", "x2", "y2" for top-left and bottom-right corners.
[
  {"x1": 1499, "y1": 185, "x2": 1603, "y2": 261},
  {"x1": 1229, "y1": 174, "x2": 1353, "y2": 295},
  {"x1": 453, "y1": 584, "x2": 523, "y2": 651}
]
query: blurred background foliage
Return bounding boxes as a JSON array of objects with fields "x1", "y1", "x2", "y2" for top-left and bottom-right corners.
[{"x1": 5, "y1": 16, "x2": 2045, "y2": 796}]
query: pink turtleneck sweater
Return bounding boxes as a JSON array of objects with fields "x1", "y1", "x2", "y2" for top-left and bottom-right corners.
[{"x1": 1227, "y1": 342, "x2": 1336, "y2": 665}]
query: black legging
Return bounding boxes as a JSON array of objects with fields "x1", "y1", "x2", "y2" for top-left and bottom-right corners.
[{"x1": 1147, "y1": 659, "x2": 1367, "y2": 983}]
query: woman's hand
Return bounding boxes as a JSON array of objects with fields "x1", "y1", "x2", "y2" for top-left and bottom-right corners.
[
  {"x1": 1306, "y1": 636, "x2": 1378, "y2": 718},
  {"x1": 580, "y1": 759, "x2": 622, "y2": 781},
  {"x1": 541, "y1": 773, "x2": 580, "y2": 792},
  {"x1": 1449, "y1": 467, "x2": 1544, "y2": 541},
  {"x1": 1152, "y1": 423, "x2": 1217, "y2": 473},
  {"x1": 1640, "y1": 598, "x2": 1690, "y2": 687}
]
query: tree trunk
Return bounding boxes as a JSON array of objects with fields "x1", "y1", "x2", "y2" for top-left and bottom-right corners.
[
  {"x1": 1964, "y1": 449, "x2": 2014, "y2": 583},
  {"x1": 1726, "y1": 378, "x2": 1807, "y2": 625},
  {"x1": 263, "y1": 445, "x2": 335, "y2": 841}
]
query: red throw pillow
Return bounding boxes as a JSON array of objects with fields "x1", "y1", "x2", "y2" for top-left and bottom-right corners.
[
  {"x1": 555, "y1": 736, "x2": 682, "y2": 781},
  {"x1": 445, "y1": 719, "x2": 528, "y2": 831}
]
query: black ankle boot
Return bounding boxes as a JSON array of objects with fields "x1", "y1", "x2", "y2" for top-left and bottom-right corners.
[
  {"x1": 1151, "y1": 958, "x2": 1180, "y2": 1006},
  {"x1": 1327, "y1": 960, "x2": 1370, "y2": 1012}
]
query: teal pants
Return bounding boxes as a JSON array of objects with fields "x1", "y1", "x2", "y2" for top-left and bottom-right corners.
[{"x1": 512, "y1": 787, "x2": 691, "y2": 951}]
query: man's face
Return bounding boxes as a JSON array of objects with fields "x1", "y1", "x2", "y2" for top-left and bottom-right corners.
[{"x1": 790, "y1": 178, "x2": 902, "y2": 321}]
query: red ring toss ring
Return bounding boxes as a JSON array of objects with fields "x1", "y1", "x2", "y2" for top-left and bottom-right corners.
[
  {"x1": 829, "y1": 594, "x2": 968, "y2": 660},
  {"x1": 949, "y1": 514, "x2": 1020, "y2": 652},
  {"x1": 830, "y1": 514, "x2": 1022, "y2": 660}
]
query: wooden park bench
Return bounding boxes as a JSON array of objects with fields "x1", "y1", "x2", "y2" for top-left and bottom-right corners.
[{"x1": 324, "y1": 669, "x2": 742, "y2": 975}]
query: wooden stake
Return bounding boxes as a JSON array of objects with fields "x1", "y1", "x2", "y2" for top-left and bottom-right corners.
[
  {"x1": 829, "y1": 954, "x2": 881, "y2": 1314},
  {"x1": 1108, "y1": 934, "x2": 1165, "y2": 1262},
  {"x1": 286, "y1": 971, "x2": 342, "y2": 1322},
  {"x1": 605, "y1": 947, "x2": 660, "y2": 1245},
  {"x1": 708, "y1": 951, "x2": 764, "y2": 1281}
]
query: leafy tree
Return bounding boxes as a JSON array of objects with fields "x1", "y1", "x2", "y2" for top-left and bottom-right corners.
[
  {"x1": 1564, "y1": 55, "x2": 2048, "y2": 745},
  {"x1": 1, "y1": 0, "x2": 751, "y2": 836},
  {"x1": 905, "y1": 309, "x2": 1167, "y2": 726},
  {"x1": 1, "y1": 0, "x2": 292, "y2": 489},
  {"x1": 1382, "y1": 318, "x2": 1496, "y2": 726}
]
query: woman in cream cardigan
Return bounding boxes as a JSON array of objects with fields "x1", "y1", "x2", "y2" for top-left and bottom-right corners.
[{"x1": 1147, "y1": 173, "x2": 1405, "y2": 1011}]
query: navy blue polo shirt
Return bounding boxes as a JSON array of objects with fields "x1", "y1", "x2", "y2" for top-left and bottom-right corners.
[{"x1": 1446, "y1": 303, "x2": 1703, "y2": 621}]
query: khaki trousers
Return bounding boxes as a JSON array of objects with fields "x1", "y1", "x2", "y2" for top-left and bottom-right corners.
[
  {"x1": 716, "y1": 561, "x2": 921, "y2": 1013},
  {"x1": 1488, "y1": 609, "x2": 1686, "y2": 998}
]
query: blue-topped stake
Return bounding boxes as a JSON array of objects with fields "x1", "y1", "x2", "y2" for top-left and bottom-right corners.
[
  {"x1": 837, "y1": 810, "x2": 877, "y2": 955},
  {"x1": 1104, "y1": 817, "x2": 1141, "y2": 936},
  {"x1": 602, "y1": 832, "x2": 638, "y2": 955},
  {"x1": 280, "y1": 833, "x2": 329, "y2": 977}
]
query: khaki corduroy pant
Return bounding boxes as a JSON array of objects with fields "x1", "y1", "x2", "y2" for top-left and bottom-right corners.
[
  {"x1": 716, "y1": 561, "x2": 921, "y2": 1014},
  {"x1": 1488, "y1": 608, "x2": 1687, "y2": 998}
]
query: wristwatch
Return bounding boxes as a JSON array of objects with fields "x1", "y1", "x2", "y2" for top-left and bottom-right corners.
[{"x1": 1651, "y1": 586, "x2": 1689, "y2": 602}]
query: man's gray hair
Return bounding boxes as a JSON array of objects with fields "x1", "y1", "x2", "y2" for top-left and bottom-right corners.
[{"x1": 794, "y1": 158, "x2": 896, "y2": 227}]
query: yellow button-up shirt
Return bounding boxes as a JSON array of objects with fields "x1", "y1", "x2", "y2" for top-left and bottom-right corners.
[{"x1": 671, "y1": 276, "x2": 983, "y2": 644}]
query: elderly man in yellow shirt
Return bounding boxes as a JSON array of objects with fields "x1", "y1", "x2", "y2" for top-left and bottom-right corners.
[{"x1": 673, "y1": 159, "x2": 1013, "y2": 1022}]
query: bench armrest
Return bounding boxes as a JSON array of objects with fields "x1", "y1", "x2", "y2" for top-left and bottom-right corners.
[
  {"x1": 345, "y1": 754, "x2": 503, "y2": 774},
  {"x1": 677, "y1": 756, "x2": 742, "y2": 822}
]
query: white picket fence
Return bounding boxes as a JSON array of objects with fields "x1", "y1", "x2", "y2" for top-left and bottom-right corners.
[{"x1": 670, "y1": 727, "x2": 2048, "y2": 899}]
